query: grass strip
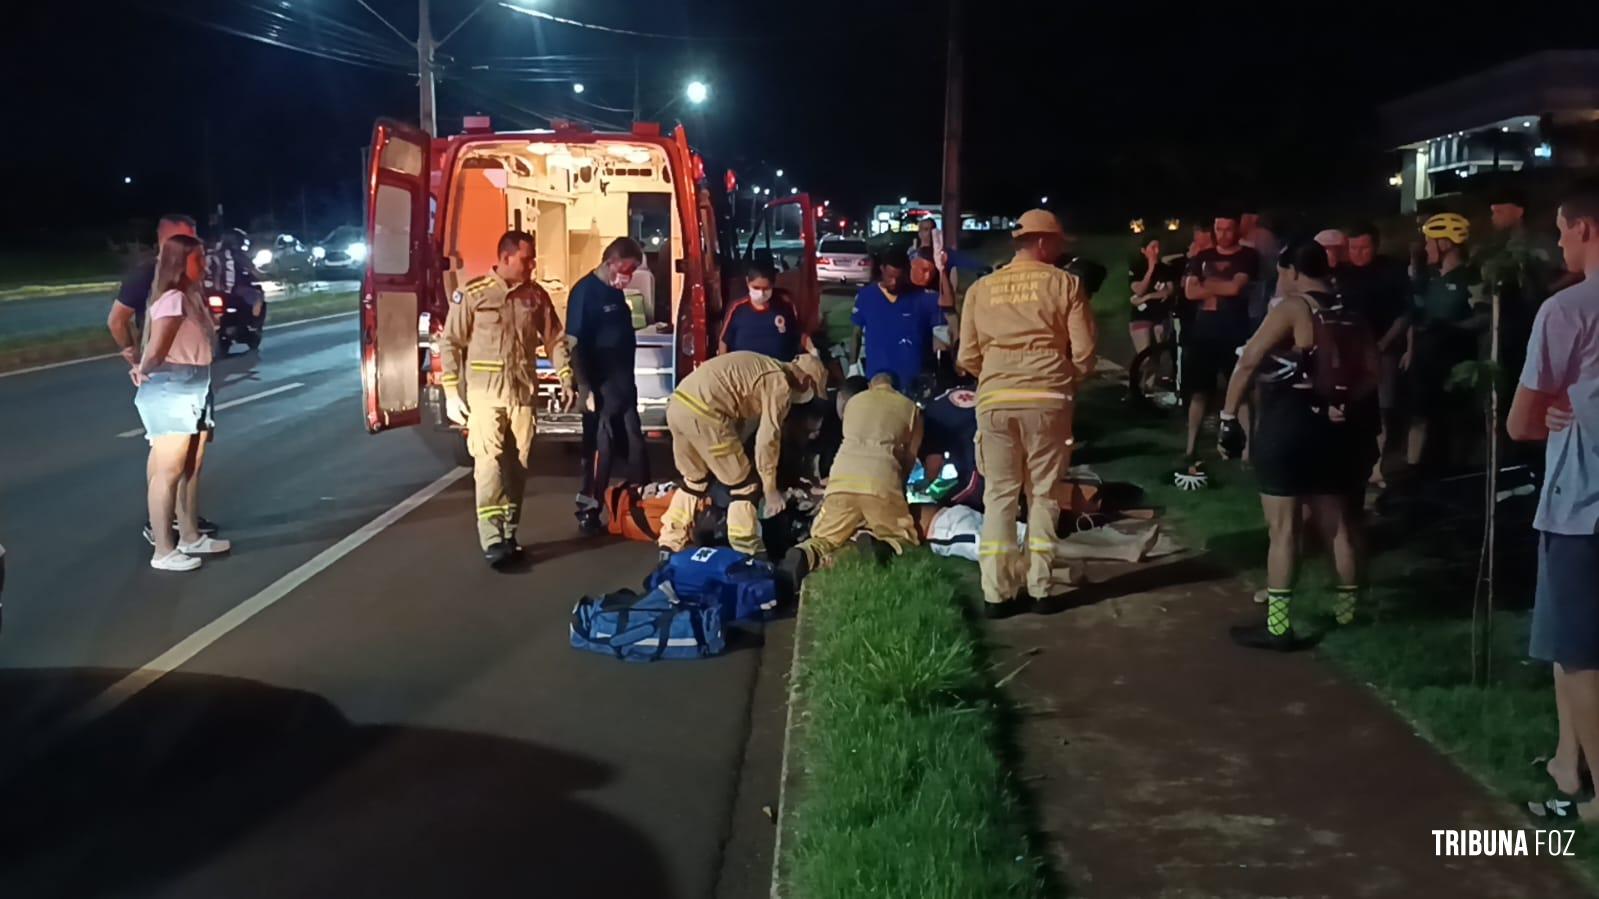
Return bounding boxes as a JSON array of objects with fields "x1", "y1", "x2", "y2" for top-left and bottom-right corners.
[
  {"x1": 782, "y1": 553, "x2": 1048, "y2": 899},
  {"x1": 0, "y1": 291, "x2": 358, "y2": 373}
]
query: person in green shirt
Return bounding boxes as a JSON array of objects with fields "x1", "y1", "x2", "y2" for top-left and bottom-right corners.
[{"x1": 1402, "y1": 213, "x2": 1486, "y2": 470}]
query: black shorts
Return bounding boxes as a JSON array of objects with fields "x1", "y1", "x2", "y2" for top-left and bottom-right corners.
[
  {"x1": 1178, "y1": 337, "x2": 1238, "y2": 400},
  {"x1": 1253, "y1": 390, "x2": 1378, "y2": 497}
]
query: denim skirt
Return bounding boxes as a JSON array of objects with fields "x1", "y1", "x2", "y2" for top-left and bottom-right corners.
[{"x1": 134, "y1": 364, "x2": 214, "y2": 440}]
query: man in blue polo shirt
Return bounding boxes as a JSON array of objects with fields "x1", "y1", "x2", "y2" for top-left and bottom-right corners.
[
  {"x1": 851, "y1": 249, "x2": 944, "y2": 395},
  {"x1": 719, "y1": 261, "x2": 812, "y2": 359}
]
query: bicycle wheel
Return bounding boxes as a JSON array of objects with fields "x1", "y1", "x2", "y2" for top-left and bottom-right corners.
[{"x1": 1128, "y1": 341, "x2": 1181, "y2": 412}]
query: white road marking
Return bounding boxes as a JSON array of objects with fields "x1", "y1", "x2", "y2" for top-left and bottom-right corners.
[
  {"x1": 0, "y1": 310, "x2": 357, "y2": 380},
  {"x1": 57, "y1": 466, "x2": 471, "y2": 734},
  {"x1": 116, "y1": 381, "x2": 308, "y2": 438}
]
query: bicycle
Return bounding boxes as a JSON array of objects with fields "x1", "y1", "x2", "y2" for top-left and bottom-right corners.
[{"x1": 1127, "y1": 309, "x2": 1182, "y2": 413}]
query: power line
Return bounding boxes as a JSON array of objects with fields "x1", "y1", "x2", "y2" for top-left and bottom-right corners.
[
  {"x1": 498, "y1": 2, "x2": 732, "y2": 41},
  {"x1": 155, "y1": 5, "x2": 413, "y2": 71},
  {"x1": 353, "y1": 0, "x2": 416, "y2": 49}
]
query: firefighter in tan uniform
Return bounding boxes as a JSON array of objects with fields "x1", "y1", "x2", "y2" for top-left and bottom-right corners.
[
  {"x1": 441, "y1": 229, "x2": 574, "y2": 568},
  {"x1": 783, "y1": 373, "x2": 922, "y2": 582},
  {"x1": 957, "y1": 209, "x2": 1097, "y2": 617},
  {"x1": 658, "y1": 351, "x2": 829, "y2": 559}
]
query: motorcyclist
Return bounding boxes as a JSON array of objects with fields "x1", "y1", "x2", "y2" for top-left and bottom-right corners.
[{"x1": 207, "y1": 228, "x2": 266, "y2": 328}]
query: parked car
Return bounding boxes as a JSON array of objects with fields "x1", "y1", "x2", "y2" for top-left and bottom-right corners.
[
  {"x1": 817, "y1": 237, "x2": 872, "y2": 284},
  {"x1": 248, "y1": 232, "x2": 315, "y2": 280},
  {"x1": 312, "y1": 226, "x2": 368, "y2": 276}
]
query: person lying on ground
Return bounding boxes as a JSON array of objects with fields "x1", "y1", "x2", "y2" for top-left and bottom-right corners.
[
  {"x1": 781, "y1": 372, "x2": 922, "y2": 584},
  {"x1": 658, "y1": 350, "x2": 829, "y2": 560},
  {"x1": 1218, "y1": 239, "x2": 1379, "y2": 651}
]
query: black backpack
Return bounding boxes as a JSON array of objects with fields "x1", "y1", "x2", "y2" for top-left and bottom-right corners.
[{"x1": 1307, "y1": 295, "x2": 1378, "y2": 409}]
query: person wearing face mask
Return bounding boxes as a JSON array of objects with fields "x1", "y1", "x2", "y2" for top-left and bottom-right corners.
[
  {"x1": 657, "y1": 351, "x2": 830, "y2": 560},
  {"x1": 957, "y1": 209, "x2": 1097, "y2": 619},
  {"x1": 719, "y1": 261, "x2": 810, "y2": 360},
  {"x1": 568, "y1": 237, "x2": 651, "y2": 534}
]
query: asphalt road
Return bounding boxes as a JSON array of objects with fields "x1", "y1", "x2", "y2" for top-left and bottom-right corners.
[
  {"x1": 0, "y1": 280, "x2": 360, "y2": 341},
  {"x1": 0, "y1": 315, "x2": 784, "y2": 898}
]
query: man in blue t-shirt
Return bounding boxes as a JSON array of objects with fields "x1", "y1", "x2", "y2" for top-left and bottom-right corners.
[
  {"x1": 851, "y1": 249, "x2": 944, "y2": 396},
  {"x1": 568, "y1": 237, "x2": 649, "y2": 533},
  {"x1": 719, "y1": 261, "x2": 812, "y2": 360},
  {"x1": 108, "y1": 213, "x2": 197, "y2": 365}
]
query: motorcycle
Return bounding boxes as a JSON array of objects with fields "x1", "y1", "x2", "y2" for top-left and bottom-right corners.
[{"x1": 207, "y1": 285, "x2": 266, "y2": 354}]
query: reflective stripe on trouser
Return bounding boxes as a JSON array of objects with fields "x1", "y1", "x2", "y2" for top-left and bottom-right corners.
[
  {"x1": 661, "y1": 399, "x2": 763, "y2": 555},
  {"x1": 467, "y1": 400, "x2": 536, "y2": 550},
  {"x1": 795, "y1": 492, "x2": 920, "y2": 568},
  {"x1": 976, "y1": 405, "x2": 1072, "y2": 604}
]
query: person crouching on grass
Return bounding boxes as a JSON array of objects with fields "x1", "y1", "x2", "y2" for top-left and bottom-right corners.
[
  {"x1": 1217, "y1": 239, "x2": 1379, "y2": 650},
  {"x1": 1508, "y1": 179, "x2": 1599, "y2": 821},
  {"x1": 781, "y1": 373, "x2": 922, "y2": 585},
  {"x1": 130, "y1": 234, "x2": 232, "y2": 571}
]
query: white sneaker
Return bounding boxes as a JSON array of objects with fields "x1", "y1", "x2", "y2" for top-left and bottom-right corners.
[
  {"x1": 151, "y1": 550, "x2": 202, "y2": 571},
  {"x1": 178, "y1": 535, "x2": 232, "y2": 555}
]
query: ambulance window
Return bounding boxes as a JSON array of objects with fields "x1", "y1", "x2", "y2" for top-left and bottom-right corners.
[
  {"x1": 372, "y1": 184, "x2": 413, "y2": 276},
  {"x1": 380, "y1": 136, "x2": 424, "y2": 176}
]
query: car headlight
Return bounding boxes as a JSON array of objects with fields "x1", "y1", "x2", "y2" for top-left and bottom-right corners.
[
  {"x1": 252, "y1": 248, "x2": 273, "y2": 268},
  {"x1": 346, "y1": 241, "x2": 368, "y2": 262},
  {"x1": 311, "y1": 245, "x2": 326, "y2": 260}
]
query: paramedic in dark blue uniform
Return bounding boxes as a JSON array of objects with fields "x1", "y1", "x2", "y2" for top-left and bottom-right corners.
[
  {"x1": 569, "y1": 237, "x2": 650, "y2": 534},
  {"x1": 920, "y1": 380, "x2": 983, "y2": 507},
  {"x1": 719, "y1": 261, "x2": 812, "y2": 360}
]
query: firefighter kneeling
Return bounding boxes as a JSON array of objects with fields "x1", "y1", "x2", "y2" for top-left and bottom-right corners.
[
  {"x1": 441, "y1": 229, "x2": 573, "y2": 568},
  {"x1": 658, "y1": 351, "x2": 828, "y2": 560},
  {"x1": 782, "y1": 373, "x2": 923, "y2": 584}
]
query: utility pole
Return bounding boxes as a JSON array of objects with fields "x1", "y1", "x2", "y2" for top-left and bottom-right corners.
[
  {"x1": 417, "y1": 0, "x2": 437, "y2": 135},
  {"x1": 939, "y1": 0, "x2": 964, "y2": 253},
  {"x1": 633, "y1": 58, "x2": 642, "y2": 124}
]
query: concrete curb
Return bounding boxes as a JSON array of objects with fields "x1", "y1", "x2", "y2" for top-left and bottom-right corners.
[{"x1": 767, "y1": 583, "x2": 808, "y2": 899}]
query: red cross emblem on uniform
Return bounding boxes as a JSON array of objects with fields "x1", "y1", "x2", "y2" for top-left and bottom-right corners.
[{"x1": 774, "y1": 315, "x2": 786, "y2": 333}]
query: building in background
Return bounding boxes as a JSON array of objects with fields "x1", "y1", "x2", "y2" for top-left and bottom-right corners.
[
  {"x1": 1382, "y1": 50, "x2": 1599, "y2": 213},
  {"x1": 868, "y1": 201, "x2": 1012, "y2": 236}
]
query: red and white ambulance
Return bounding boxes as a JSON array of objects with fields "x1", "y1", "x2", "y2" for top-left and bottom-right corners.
[{"x1": 357, "y1": 116, "x2": 818, "y2": 447}]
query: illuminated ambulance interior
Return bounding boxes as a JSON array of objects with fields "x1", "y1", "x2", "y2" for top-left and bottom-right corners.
[{"x1": 440, "y1": 139, "x2": 683, "y2": 333}]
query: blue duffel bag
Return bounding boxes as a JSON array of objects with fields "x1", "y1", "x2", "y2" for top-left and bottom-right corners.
[
  {"x1": 646, "y1": 547, "x2": 779, "y2": 622},
  {"x1": 570, "y1": 582, "x2": 725, "y2": 662}
]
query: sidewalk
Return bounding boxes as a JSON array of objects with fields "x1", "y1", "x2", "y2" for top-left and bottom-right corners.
[{"x1": 991, "y1": 555, "x2": 1592, "y2": 898}]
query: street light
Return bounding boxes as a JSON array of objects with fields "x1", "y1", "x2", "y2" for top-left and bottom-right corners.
[
  {"x1": 123, "y1": 176, "x2": 133, "y2": 185},
  {"x1": 685, "y1": 80, "x2": 709, "y2": 104},
  {"x1": 572, "y1": 83, "x2": 585, "y2": 94},
  {"x1": 775, "y1": 168, "x2": 784, "y2": 178},
  {"x1": 1040, "y1": 195, "x2": 1049, "y2": 204},
  {"x1": 790, "y1": 187, "x2": 798, "y2": 195},
  {"x1": 898, "y1": 196, "x2": 908, "y2": 205}
]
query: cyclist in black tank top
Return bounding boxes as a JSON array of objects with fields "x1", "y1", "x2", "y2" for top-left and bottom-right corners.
[{"x1": 1215, "y1": 239, "x2": 1379, "y2": 652}]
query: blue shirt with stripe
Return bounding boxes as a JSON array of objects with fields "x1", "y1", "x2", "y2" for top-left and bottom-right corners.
[{"x1": 851, "y1": 284, "x2": 942, "y2": 394}]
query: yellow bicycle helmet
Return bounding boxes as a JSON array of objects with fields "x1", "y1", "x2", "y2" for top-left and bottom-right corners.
[{"x1": 1421, "y1": 212, "x2": 1471, "y2": 245}]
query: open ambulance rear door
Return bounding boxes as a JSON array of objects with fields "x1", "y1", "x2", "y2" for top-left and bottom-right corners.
[
  {"x1": 359, "y1": 119, "x2": 432, "y2": 433},
  {"x1": 744, "y1": 193, "x2": 820, "y2": 336}
]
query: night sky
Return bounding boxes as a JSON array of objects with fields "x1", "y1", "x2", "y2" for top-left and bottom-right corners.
[{"x1": 5, "y1": 0, "x2": 1592, "y2": 243}]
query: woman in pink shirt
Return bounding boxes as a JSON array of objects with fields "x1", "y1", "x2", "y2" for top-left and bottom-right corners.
[{"x1": 131, "y1": 234, "x2": 231, "y2": 571}]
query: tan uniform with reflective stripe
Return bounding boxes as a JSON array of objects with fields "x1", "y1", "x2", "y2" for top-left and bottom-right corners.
[
  {"x1": 795, "y1": 382, "x2": 923, "y2": 566},
  {"x1": 440, "y1": 269, "x2": 573, "y2": 549},
  {"x1": 957, "y1": 257, "x2": 1096, "y2": 605},
  {"x1": 659, "y1": 351, "x2": 796, "y2": 557}
]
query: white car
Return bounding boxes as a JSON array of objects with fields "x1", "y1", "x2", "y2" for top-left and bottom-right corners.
[
  {"x1": 817, "y1": 238, "x2": 872, "y2": 284},
  {"x1": 312, "y1": 226, "x2": 369, "y2": 275}
]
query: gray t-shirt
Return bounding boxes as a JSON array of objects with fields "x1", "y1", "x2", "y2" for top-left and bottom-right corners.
[{"x1": 1521, "y1": 273, "x2": 1599, "y2": 535}]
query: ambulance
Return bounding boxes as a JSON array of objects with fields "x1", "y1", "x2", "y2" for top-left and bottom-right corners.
[{"x1": 357, "y1": 116, "x2": 819, "y2": 446}]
